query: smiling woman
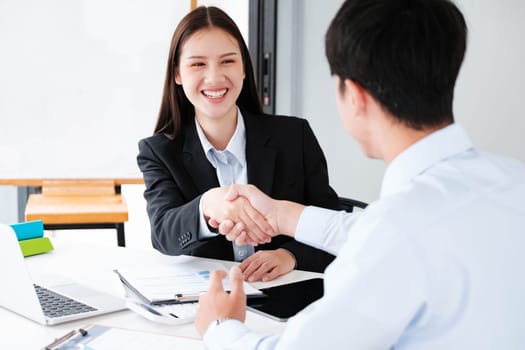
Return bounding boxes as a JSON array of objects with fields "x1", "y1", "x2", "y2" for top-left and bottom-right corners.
[
  {"x1": 136, "y1": 6, "x2": 340, "y2": 282},
  {"x1": 175, "y1": 27, "x2": 246, "y2": 147}
]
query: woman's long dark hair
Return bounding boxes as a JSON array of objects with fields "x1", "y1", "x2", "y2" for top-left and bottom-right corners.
[{"x1": 154, "y1": 6, "x2": 262, "y2": 138}]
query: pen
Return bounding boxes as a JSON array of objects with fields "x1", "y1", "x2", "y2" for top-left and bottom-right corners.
[
  {"x1": 174, "y1": 293, "x2": 201, "y2": 302},
  {"x1": 43, "y1": 328, "x2": 88, "y2": 350}
]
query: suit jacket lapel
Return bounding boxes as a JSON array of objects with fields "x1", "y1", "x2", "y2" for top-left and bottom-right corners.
[
  {"x1": 244, "y1": 111, "x2": 276, "y2": 194},
  {"x1": 182, "y1": 121, "x2": 220, "y2": 193}
]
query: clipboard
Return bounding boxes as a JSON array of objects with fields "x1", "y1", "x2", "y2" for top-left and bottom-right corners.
[
  {"x1": 42, "y1": 324, "x2": 203, "y2": 349},
  {"x1": 114, "y1": 261, "x2": 265, "y2": 326},
  {"x1": 114, "y1": 261, "x2": 263, "y2": 305}
]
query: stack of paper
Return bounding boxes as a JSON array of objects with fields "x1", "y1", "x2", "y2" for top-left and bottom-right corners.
[{"x1": 9, "y1": 220, "x2": 54, "y2": 257}]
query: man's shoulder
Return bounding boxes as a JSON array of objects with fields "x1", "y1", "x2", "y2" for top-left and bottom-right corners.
[
  {"x1": 372, "y1": 150, "x2": 525, "y2": 236},
  {"x1": 482, "y1": 151, "x2": 525, "y2": 177}
]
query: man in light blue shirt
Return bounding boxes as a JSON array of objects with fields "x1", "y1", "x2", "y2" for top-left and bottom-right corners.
[{"x1": 195, "y1": 0, "x2": 525, "y2": 348}]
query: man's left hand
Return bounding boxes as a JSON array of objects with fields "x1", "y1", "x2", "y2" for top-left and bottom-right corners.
[{"x1": 195, "y1": 266, "x2": 247, "y2": 337}]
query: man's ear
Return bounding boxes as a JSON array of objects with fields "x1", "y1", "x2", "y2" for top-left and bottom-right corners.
[{"x1": 344, "y1": 79, "x2": 366, "y2": 115}]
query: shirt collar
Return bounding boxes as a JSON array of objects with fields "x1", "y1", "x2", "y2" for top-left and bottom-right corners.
[
  {"x1": 380, "y1": 123, "x2": 475, "y2": 198},
  {"x1": 195, "y1": 108, "x2": 247, "y2": 168}
]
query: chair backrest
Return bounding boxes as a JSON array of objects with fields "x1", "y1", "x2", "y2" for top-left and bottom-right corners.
[
  {"x1": 41, "y1": 179, "x2": 116, "y2": 196},
  {"x1": 337, "y1": 197, "x2": 368, "y2": 213}
]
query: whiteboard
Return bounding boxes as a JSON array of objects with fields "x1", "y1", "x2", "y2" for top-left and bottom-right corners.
[{"x1": 0, "y1": 0, "x2": 190, "y2": 178}]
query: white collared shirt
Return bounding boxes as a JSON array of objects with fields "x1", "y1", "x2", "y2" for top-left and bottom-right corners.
[
  {"x1": 204, "y1": 123, "x2": 525, "y2": 349},
  {"x1": 196, "y1": 109, "x2": 248, "y2": 239}
]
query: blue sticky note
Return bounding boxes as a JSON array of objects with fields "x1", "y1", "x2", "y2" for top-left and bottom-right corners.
[{"x1": 9, "y1": 220, "x2": 44, "y2": 241}]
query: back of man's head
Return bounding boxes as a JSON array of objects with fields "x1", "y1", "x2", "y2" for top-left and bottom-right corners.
[{"x1": 325, "y1": 0, "x2": 467, "y2": 130}]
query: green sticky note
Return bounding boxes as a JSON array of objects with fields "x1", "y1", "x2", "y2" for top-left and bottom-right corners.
[{"x1": 18, "y1": 237, "x2": 54, "y2": 257}]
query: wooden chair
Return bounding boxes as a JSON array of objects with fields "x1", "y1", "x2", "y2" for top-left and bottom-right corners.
[{"x1": 24, "y1": 179, "x2": 128, "y2": 246}]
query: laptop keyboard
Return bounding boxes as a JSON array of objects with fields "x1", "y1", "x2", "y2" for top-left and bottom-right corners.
[{"x1": 34, "y1": 284, "x2": 97, "y2": 318}]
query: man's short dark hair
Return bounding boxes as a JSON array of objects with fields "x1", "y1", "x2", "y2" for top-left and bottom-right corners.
[{"x1": 325, "y1": 0, "x2": 467, "y2": 130}]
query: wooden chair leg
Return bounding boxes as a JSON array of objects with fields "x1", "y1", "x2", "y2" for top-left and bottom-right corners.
[{"x1": 116, "y1": 223, "x2": 126, "y2": 247}]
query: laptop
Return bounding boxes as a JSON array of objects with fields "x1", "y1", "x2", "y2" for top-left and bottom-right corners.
[{"x1": 0, "y1": 224, "x2": 125, "y2": 325}]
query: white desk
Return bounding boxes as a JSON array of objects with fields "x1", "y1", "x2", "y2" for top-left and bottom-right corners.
[{"x1": 0, "y1": 235, "x2": 322, "y2": 348}]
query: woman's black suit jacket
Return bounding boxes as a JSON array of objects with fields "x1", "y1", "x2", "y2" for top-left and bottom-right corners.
[{"x1": 137, "y1": 111, "x2": 339, "y2": 272}]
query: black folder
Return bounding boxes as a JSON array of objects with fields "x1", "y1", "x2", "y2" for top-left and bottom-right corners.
[{"x1": 247, "y1": 278, "x2": 324, "y2": 322}]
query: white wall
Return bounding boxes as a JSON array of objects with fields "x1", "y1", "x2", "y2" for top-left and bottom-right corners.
[
  {"x1": 0, "y1": 1, "x2": 248, "y2": 181},
  {"x1": 197, "y1": 0, "x2": 249, "y2": 43},
  {"x1": 0, "y1": 187, "x2": 18, "y2": 224},
  {"x1": 276, "y1": 0, "x2": 525, "y2": 204},
  {"x1": 454, "y1": 0, "x2": 525, "y2": 158},
  {"x1": 276, "y1": 0, "x2": 384, "y2": 203},
  {"x1": 0, "y1": 0, "x2": 194, "y2": 179}
]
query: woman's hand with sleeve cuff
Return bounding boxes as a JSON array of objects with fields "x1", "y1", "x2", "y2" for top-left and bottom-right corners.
[{"x1": 239, "y1": 248, "x2": 297, "y2": 282}]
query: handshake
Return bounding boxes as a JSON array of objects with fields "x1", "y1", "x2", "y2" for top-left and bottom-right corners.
[{"x1": 201, "y1": 184, "x2": 304, "y2": 245}]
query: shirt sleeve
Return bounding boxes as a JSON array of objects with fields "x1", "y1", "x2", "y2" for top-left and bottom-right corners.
[
  {"x1": 203, "y1": 319, "x2": 279, "y2": 350},
  {"x1": 198, "y1": 196, "x2": 219, "y2": 240},
  {"x1": 295, "y1": 206, "x2": 362, "y2": 256}
]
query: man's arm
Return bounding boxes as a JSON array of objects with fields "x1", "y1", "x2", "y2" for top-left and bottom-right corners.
[
  {"x1": 210, "y1": 184, "x2": 306, "y2": 246},
  {"x1": 197, "y1": 219, "x2": 427, "y2": 350},
  {"x1": 201, "y1": 186, "x2": 274, "y2": 244}
]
